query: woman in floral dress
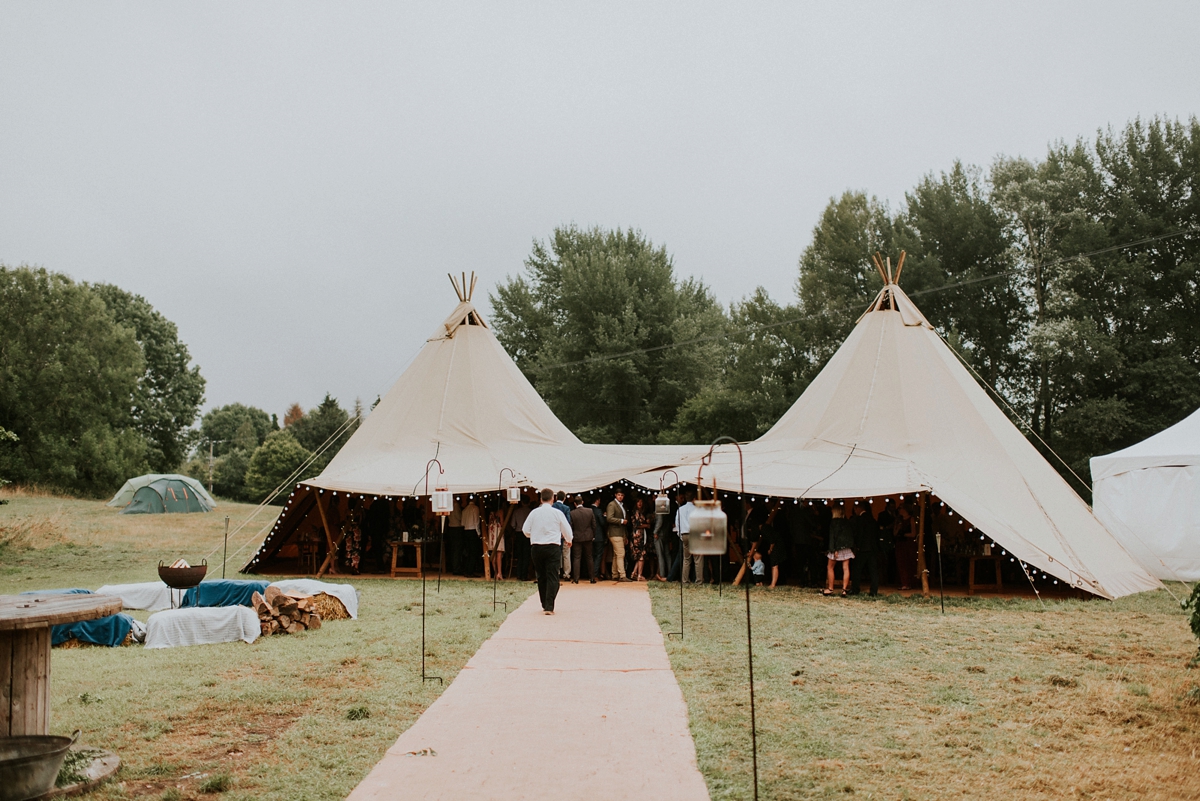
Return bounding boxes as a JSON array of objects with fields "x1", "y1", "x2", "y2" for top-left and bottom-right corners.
[{"x1": 629, "y1": 497, "x2": 652, "y2": 582}]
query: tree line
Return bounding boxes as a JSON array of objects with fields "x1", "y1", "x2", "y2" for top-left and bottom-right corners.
[
  {"x1": 0, "y1": 265, "x2": 360, "y2": 500},
  {"x1": 491, "y1": 117, "x2": 1200, "y2": 496},
  {"x1": 4, "y1": 116, "x2": 1195, "y2": 502}
]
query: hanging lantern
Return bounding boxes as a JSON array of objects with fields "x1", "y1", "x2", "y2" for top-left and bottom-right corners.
[
  {"x1": 506, "y1": 486, "x2": 521, "y2": 504},
  {"x1": 655, "y1": 492, "x2": 670, "y2": 515},
  {"x1": 689, "y1": 499, "x2": 727, "y2": 556},
  {"x1": 432, "y1": 486, "x2": 453, "y2": 516}
]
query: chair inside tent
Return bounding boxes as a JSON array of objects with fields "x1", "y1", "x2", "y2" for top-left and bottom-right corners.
[{"x1": 121, "y1": 477, "x2": 214, "y2": 514}]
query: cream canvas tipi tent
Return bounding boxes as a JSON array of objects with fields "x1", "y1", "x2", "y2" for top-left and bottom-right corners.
[
  {"x1": 1090, "y1": 407, "x2": 1200, "y2": 581},
  {"x1": 631, "y1": 259, "x2": 1161, "y2": 599},
  {"x1": 244, "y1": 274, "x2": 701, "y2": 573}
]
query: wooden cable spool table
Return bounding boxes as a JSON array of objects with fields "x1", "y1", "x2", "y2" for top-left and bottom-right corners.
[{"x1": 1, "y1": 594, "x2": 122, "y2": 736}]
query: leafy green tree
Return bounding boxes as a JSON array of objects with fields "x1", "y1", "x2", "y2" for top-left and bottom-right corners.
[
  {"x1": 896, "y1": 163, "x2": 1025, "y2": 391},
  {"x1": 491, "y1": 225, "x2": 726, "y2": 444},
  {"x1": 198, "y1": 404, "x2": 276, "y2": 457},
  {"x1": 795, "y1": 192, "x2": 897, "y2": 365},
  {"x1": 91, "y1": 284, "x2": 206, "y2": 472},
  {"x1": 0, "y1": 266, "x2": 147, "y2": 494},
  {"x1": 983, "y1": 118, "x2": 1200, "y2": 488},
  {"x1": 244, "y1": 430, "x2": 313, "y2": 504},
  {"x1": 667, "y1": 289, "x2": 810, "y2": 443},
  {"x1": 289, "y1": 393, "x2": 358, "y2": 474}
]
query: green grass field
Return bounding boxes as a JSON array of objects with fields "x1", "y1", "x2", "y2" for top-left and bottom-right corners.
[
  {"x1": 1, "y1": 488, "x2": 519, "y2": 800},
  {"x1": 6, "y1": 487, "x2": 1200, "y2": 800},
  {"x1": 651, "y1": 582, "x2": 1200, "y2": 801}
]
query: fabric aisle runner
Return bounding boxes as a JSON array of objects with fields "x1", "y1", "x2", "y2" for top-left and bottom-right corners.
[{"x1": 346, "y1": 582, "x2": 710, "y2": 801}]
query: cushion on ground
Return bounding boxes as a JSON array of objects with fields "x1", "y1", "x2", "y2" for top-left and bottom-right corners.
[
  {"x1": 180, "y1": 579, "x2": 270, "y2": 608},
  {"x1": 269, "y1": 579, "x2": 359, "y2": 619},
  {"x1": 95, "y1": 581, "x2": 174, "y2": 611},
  {"x1": 52, "y1": 613, "x2": 134, "y2": 647},
  {"x1": 145, "y1": 606, "x2": 260, "y2": 648}
]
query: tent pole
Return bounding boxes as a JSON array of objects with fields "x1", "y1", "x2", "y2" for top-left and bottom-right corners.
[
  {"x1": 918, "y1": 493, "x2": 929, "y2": 598},
  {"x1": 314, "y1": 491, "x2": 338, "y2": 577}
]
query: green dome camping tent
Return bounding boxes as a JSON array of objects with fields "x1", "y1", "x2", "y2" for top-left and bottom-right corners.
[{"x1": 107, "y1": 474, "x2": 216, "y2": 514}]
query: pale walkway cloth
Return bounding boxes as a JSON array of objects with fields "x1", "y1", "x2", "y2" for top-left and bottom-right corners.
[
  {"x1": 347, "y1": 582, "x2": 709, "y2": 801},
  {"x1": 144, "y1": 606, "x2": 260, "y2": 649},
  {"x1": 269, "y1": 579, "x2": 360, "y2": 619}
]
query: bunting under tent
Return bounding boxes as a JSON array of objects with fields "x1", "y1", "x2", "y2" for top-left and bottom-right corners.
[
  {"x1": 626, "y1": 257, "x2": 1161, "y2": 600},
  {"x1": 1090, "y1": 406, "x2": 1200, "y2": 581},
  {"x1": 243, "y1": 274, "x2": 704, "y2": 576}
]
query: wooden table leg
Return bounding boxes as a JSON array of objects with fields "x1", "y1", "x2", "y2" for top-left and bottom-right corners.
[
  {"x1": 390, "y1": 544, "x2": 399, "y2": 578},
  {"x1": 968, "y1": 559, "x2": 976, "y2": 596},
  {"x1": 2, "y1": 627, "x2": 51, "y2": 736},
  {"x1": 416, "y1": 544, "x2": 423, "y2": 578}
]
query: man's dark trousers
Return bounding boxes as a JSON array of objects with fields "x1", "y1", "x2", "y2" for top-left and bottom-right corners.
[
  {"x1": 531, "y1": 543, "x2": 563, "y2": 611},
  {"x1": 571, "y1": 540, "x2": 594, "y2": 582}
]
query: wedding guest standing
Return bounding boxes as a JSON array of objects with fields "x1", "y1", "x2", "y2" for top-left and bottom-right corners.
[
  {"x1": 824, "y1": 504, "x2": 854, "y2": 596},
  {"x1": 605, "y1": 489, "x2": 630, "y2": 582},
  {"x1": 569, "y1": 495, "x2": 597, "y2": 583},
  {"x1": 629, "y1": 497, "x2": 651, "y2": 582}
]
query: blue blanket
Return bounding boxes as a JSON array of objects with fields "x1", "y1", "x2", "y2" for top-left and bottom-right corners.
[
  {"x1": 19, "y1": 590, "x2": 131, "y2": 646},
  {"x1": 52, "y1": 613, "x2": 134, "y2": 647},
  {"x1": 181, "y1": 579, "x2": 270, "y2": 608}
]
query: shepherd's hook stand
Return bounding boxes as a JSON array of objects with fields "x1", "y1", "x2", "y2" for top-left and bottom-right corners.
[
  {"x1": 700, "y1": 435, "x2": 759, "y2": 801},
  {"x1": 420, "y1": 457, "x2": 445, "y2": 685},
  {"x1": 935, "y1": 531, "x2": 945, "y2": 614},
  {"x1": 221, "y1": 516, "x2": 229, "y2": 579}
]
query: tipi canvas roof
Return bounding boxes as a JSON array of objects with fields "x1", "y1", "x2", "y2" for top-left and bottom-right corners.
[
  {"x1": 306, "y1": 295, "x2": 701, "y2": 497},
  {"x1": 630, "y1": 280, "x2": 1160, "y2": 599}
]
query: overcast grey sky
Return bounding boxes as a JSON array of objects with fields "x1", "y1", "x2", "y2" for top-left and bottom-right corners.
[{"x1": 2, "y1": 2, "x2": 1197, "y2": 420}]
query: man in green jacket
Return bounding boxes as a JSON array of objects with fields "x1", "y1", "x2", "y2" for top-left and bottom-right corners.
[{"x1": 605, "y1": 490, "x2": 630, "y2": 582}]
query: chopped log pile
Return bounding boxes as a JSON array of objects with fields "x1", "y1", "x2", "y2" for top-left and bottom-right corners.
[{"x1": 253, "y1": 586, "x2": 323, "y2": 636}]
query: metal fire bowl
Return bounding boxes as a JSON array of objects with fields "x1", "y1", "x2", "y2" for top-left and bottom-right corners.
[
  {"x1": 157, "y1": 560, "x2": 208, "y2": 589},
  {"x1": 0, "y1": 731, "x2": 78, "y2": 801}
]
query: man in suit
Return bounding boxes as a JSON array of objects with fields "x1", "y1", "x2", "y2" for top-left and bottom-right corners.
[
  {"x1": 605, "y1": 489, "x2": 630, "y2": 582},
  {"x1": 569, "y1": 495, "x2": 597, "y2": 583},
  {"x1": 849, "y1": 502, "x2": 882, "y2": 596},
  {"x1": 591, "y1": 496, "x2": 607, "y2": 579}
]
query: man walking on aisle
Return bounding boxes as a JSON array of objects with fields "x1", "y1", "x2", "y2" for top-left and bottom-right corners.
[
  {"x1": 523, "y1": 488, "x2": 574, "y2": 614},
  {"x1": 606, "y1": 489, "x2": 630, "y2": 582}
]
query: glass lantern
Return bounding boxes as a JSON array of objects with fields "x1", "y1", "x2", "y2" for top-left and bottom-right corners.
[
  {"x1": 506, "y1": 486, "x2": 522, "y2": 504},
  {"x1": 654, "y1": 492, "x2": 671, "y2": 515},
  {"x1": 689, "y1": 499, "x2": 727, "y2": 555},
  {"x1": 431, "y1": 487, "x2": 453, "y2": 516}
]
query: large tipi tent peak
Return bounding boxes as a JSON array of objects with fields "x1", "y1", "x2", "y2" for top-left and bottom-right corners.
[
  {"x1": 857, "y1": 251, "x2": 932, "y2": 329},
  {"x1": 435, "y1": 272, "x2": 489, "y2": 337}
]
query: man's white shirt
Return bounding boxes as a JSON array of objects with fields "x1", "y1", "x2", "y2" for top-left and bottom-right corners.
[
  {"x1": 675, "y1": 502, "x2": 695, "y2": 537},
  {"x1": 523, "y1": 503, "x2": 574, "y2": 546}
]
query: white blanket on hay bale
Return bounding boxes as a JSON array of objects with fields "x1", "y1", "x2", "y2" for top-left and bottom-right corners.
[
  {"x1": 95, "y1": 581, "x2": 175, "y2": 611},
  {"x1": 269, "y1": 579, "x2": 359, "y2": 619},
  {"x1": 145, "y1": 606, "x2": 260, "y2": 649}
]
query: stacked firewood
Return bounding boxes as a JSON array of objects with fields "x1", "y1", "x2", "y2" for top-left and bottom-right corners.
[{"x1": 252, "y1": 586, "x2": 323, "y2": 635}]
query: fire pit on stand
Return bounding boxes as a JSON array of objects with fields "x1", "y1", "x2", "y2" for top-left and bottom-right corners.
[{"x1": 158, "y1": 559, "x2": 207, "y2": 608}]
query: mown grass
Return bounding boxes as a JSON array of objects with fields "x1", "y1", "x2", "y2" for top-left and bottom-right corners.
[
  {"x1": 1, "y1": 488, "x2": 520, "y2": 800},
  {"x1": 651, "y1": 582, "x2": 1200, "y2": 801}
]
